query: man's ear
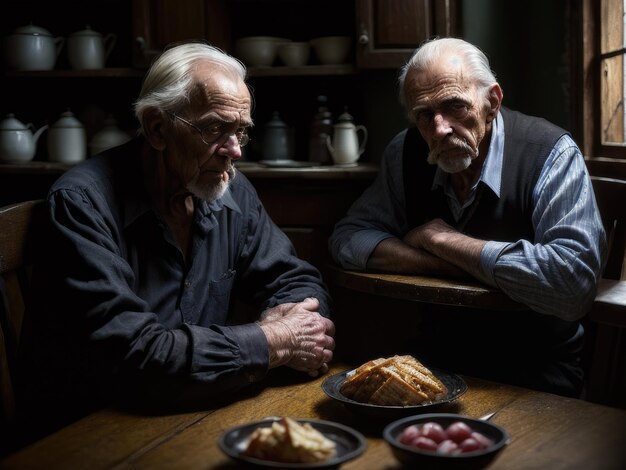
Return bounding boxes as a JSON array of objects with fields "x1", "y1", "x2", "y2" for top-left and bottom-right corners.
[
  {"x1": 142, "y1": 108, "x2": 168, "y2": 150},
  {"x1": 486, "y1": 83, "x2": 503, "y2": 122}
]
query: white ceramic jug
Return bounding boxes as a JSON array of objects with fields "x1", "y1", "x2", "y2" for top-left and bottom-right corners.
[
  {"x1": 47, "y1": 110, "x2": 87, "y2": 163},
  {"x1": 2, "y1": 23, "x2": 64, "y2": 71},
  {"x1": 0, "y1": 114, "x2": 48, "y2": 163},
  {"x1": 89, "y1": 115, "x2": 131, "y2": 155},
  {"x1": 326, "y1": 111, "x2": 367, "y2": 166},
  {"x1": 67, "y1": 26, "x2": 116, "y2": 70}
]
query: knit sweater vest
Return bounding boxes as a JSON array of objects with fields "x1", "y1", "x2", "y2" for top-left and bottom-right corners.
[
  {"x1": 402, "y1": 107, "x2": 568, "y2": 240},
  {"x1": 399, "y1": 108, "x2": 583, "y2": 397}
]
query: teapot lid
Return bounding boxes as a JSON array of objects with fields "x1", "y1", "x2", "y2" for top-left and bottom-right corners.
[
  {"x1": 70, "y1": 25, "x2": 102, "y2": 38},
  {"x1": 12, "y1": 23, "x2": 53, "y2": 37},
  {"x1": 337, "y1": 108, "x2": 354, "y2": 124},
  {"x1": 51, "y1": 110, "x2": 84, "y2": 128},
  {"x1": 0, "y1": 113, "x2": 28, "y2": 131}
]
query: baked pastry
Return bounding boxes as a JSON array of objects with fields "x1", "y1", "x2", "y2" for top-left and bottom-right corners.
[
  {"x1": 340, "y1": 355, "x2": 448, "y2": 406},
  {"x1": 244, "y1": 417, "x2": 337, "y2": 463}
]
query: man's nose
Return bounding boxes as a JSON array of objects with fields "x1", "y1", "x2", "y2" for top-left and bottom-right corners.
[
  {"x1": 432, "y1": 113, "x2": 452, "y2": 140},
  {"x1": 216, "y1": 134, "x2": 243, "y2": 160}
]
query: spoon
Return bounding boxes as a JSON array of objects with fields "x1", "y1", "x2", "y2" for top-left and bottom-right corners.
[{"x1": 479, "y1": 411, "x2": 498, "y2": 421}]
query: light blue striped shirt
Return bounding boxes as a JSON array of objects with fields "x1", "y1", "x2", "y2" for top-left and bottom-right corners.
[{"x1": 328, "y1": 112, "x2": 607, "y2": 320}]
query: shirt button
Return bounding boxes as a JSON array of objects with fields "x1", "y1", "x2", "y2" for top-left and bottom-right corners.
[{"x1": 184, "y1": 280, "x2": 192, "y2": 289}]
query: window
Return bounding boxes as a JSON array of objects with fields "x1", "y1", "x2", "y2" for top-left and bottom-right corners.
[
  {"x1": 601, "y1": 0, "x2": 625, "y2": 149},
  {"x1": 584, "y1": 0, "x2": 626, "y2": 159}
]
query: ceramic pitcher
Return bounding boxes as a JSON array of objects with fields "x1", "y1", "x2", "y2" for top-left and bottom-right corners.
[
  {"x1": 0, "y1": 113, "x2": 48, "y2": 162},
  {"x1": 47, "y1": 110, "x2": 87, "y2": 163},
  {"x1": 326, "y1": 110, "x2": 367, "y2": 166},
  {"x1": 67, "y1": 26, "x2": 117, "y2": 70}
]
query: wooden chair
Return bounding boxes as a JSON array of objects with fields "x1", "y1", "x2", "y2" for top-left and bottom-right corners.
[
  {"x1": 586, "y1": 176, "x2": 626, "y2": 407},
  {"x1": 0, "y1": 199, "x2": 45, "y2": 453}
]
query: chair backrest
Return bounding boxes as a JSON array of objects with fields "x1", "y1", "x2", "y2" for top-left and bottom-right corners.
[
  {"x1": 0, "y1": 199, "x2": 45, "y2": 436},
  {"x1": 590, "y1": 176, "x2": 626, "y2": 280},
  {"x1": 586, "y1": 177, "x2": 626, "y2": 408}
]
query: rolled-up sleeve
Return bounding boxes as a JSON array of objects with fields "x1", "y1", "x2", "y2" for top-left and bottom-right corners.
[
  {"x1": 478, "y1": 136, "x2": 606, "y2": 320},
  {"x1": 329, "y1": 131, "x2": 408, "y2": 270}
]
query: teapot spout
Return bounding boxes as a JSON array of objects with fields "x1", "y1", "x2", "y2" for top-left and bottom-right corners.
[{"x1": 32, "y1": 124, "x2": 49, "y2": 143}]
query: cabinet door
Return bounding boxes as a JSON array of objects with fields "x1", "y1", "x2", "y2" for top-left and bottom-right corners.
[
  {"x1": 356, "y1": 0, "x2": 461, "y2": 69},
  {"x1": 132, "y1": 0, "x2": 230, "y2": 67}
]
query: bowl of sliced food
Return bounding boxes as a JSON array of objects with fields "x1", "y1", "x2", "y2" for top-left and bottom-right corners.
[
  {"x1": 383, "y1": 413, "x2": 510, "y2": 469},
  {"x1": 218, "y1": 416, "x2": 367, "y2": 468},
  {"x1": 322, "y1": 355, "x2": 467, "y2": 420}
]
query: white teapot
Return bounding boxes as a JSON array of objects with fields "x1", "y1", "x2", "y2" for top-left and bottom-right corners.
[
  {"x1": 326, "y1": 110, "x2": 367, "y2": 166},
  {"x1": 89, "y1": 115, "x2": 131, "y2": 156},
  {"x1": 47, "y1": 110, "x2": 87, "y2": 163},
  {"x1": 67, "y1": 25, "x2": 117, "y2": 70},
  {"x1": 2, "y1": 23, "x2": 64, "y2": 71},
  {"x1": 0, "y1": 113, "x2": 48, "y2": 163}
]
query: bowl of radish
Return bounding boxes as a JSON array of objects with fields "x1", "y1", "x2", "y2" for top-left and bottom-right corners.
[{"x1": 383, "y1": 413, "x2": 510, "y2": 469}]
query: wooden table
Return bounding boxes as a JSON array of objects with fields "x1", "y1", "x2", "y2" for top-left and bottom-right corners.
[
  {"x1": 2, "y1": 363, "x2": 625, "y2": 469},
  {"x1": 327, "y1": 265, "x2": 526, "y2": 311}
]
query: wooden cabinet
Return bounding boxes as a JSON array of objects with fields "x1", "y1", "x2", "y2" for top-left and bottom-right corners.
[
  {"x1": 1, "y1": 0, "x2": 141, "y2": 150},
  {"x1": 356, "y1": 0, "x2": 461, "y2": 68},
  {"x1": 132, "y1": 0, "x2": 230, "y2": 68},
  {"x1": 132, "y1": 0, "x2": 461, "y2": 71},
  {"x1": 1, "y1": 0, "x2": 460, "y2": 164}
]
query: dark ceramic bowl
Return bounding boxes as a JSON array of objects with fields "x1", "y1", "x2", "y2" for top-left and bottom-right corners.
[
  {"x1": 219, "y1": 417, "x2": 366, "y2": 469},
  {"x1": 383, "y1": 413, "x2": 510, "y2": 470}
]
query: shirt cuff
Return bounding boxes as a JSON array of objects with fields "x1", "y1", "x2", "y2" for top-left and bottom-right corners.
[
  {"x1": 479, "y1": 241, "x2": 510, "y2": 286},
  {"x1": 339, "y1": 232, "x2": 395, "y2": 270},
  {"x1": 220, "y1": 323, "x2": 269, "y2": 383}
]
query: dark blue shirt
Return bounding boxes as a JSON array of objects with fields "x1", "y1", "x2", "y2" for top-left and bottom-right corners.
[{"x1": 24, "y1": 138, "x2": 331, "y2": 415}]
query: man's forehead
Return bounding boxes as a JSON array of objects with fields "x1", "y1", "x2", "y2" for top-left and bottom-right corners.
[
  {"x1": 189, "y1": 65, "x2": 251, "y2": 116},
  {"x1": 406, "y1": 56, "x2": 473, "y2": 100}
]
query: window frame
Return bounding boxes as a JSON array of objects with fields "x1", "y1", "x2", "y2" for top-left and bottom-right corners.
[{"x1": 582, "y1": 0, "x2": 626, "y2": 159}]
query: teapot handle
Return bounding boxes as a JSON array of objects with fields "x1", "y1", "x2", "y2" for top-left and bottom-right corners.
[
  {"x1": 356, "y1": 125, "x2": 368, "y2": 155},
  {"x1": 104, "y1": 34, "x2": 117, "y2": 60},
  {"x1": 325, "y1": 133, "x2": 335, "y2": 157},
  {"x1": 54, "y1": 37, "x2": 65, "y2": 57}
]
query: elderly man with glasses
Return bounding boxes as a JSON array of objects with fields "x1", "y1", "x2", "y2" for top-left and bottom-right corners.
[{"x1": 19, "y1": 42, "x2": 335, "y2": 441}]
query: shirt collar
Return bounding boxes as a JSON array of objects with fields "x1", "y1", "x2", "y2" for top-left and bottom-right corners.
[
  {"x1": 480, "y1": 110, "x2": 504, "y2": 197},
  {"x1": 197, "y1": 184, "x2": 242, "y2": 217},
  {"x1": 122, "y1": 165, "x2": 242, "y2": 229},
  {"x1": 432, "y1": 110, "x2": 504, "y2": 198}
]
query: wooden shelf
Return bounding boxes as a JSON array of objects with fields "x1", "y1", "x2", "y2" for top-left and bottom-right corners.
[
  {"x1": 0, "y1": 162, "x2": 73, "y2": 174},
  {"x1": 2, "y1": 68, "x2": 145, "y2": 79},
  {"x1": 247, "y1": 64, "x2": 357, "y2": 77}
]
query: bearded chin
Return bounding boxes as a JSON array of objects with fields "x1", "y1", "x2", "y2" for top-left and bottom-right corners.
[
  {"x1": 428, "y1": 151, "x2": 473, "y2": 173},
  {"x1": 188, "y1": 166, "x2": 236, "y2": 202}
]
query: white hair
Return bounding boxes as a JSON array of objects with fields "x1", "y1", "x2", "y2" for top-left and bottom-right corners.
[
  {"x1": 133, "y1": 42, "x2": 247, "y2": 134},
  {"x1": 398, "y1": 37, "x2": 497, "y2": 107}
]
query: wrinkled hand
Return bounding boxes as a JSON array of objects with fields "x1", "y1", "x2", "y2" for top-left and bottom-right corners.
[
  {"x1": 259, "y1": 298, "x2": 335, "y2": 377},
  {"x1": 403, "y1": 218, "x2": 458, "y2": 251}
]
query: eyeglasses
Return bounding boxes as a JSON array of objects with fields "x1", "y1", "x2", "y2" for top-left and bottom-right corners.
[{"x1": 166, "y1": 111, "x2": 250, "y2": 147}]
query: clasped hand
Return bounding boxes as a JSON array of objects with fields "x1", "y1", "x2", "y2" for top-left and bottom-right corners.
[
  {"x1": 403, "y1": 217, "x2": 458, "y2": 251},
  {"x1": 258, "y1": 297, "x2": 335, "y2": 377}
]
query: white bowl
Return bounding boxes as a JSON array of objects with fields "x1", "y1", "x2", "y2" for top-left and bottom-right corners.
[
  {"x1": 234, "y1": 36, "x2": 287, "y2": 67},
  {"x1": 277, "y1": 41, "x2": 310, "y2": 67},
  {"x1": 310, "y1": 36, "x2": 352, "y2": 65}
]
